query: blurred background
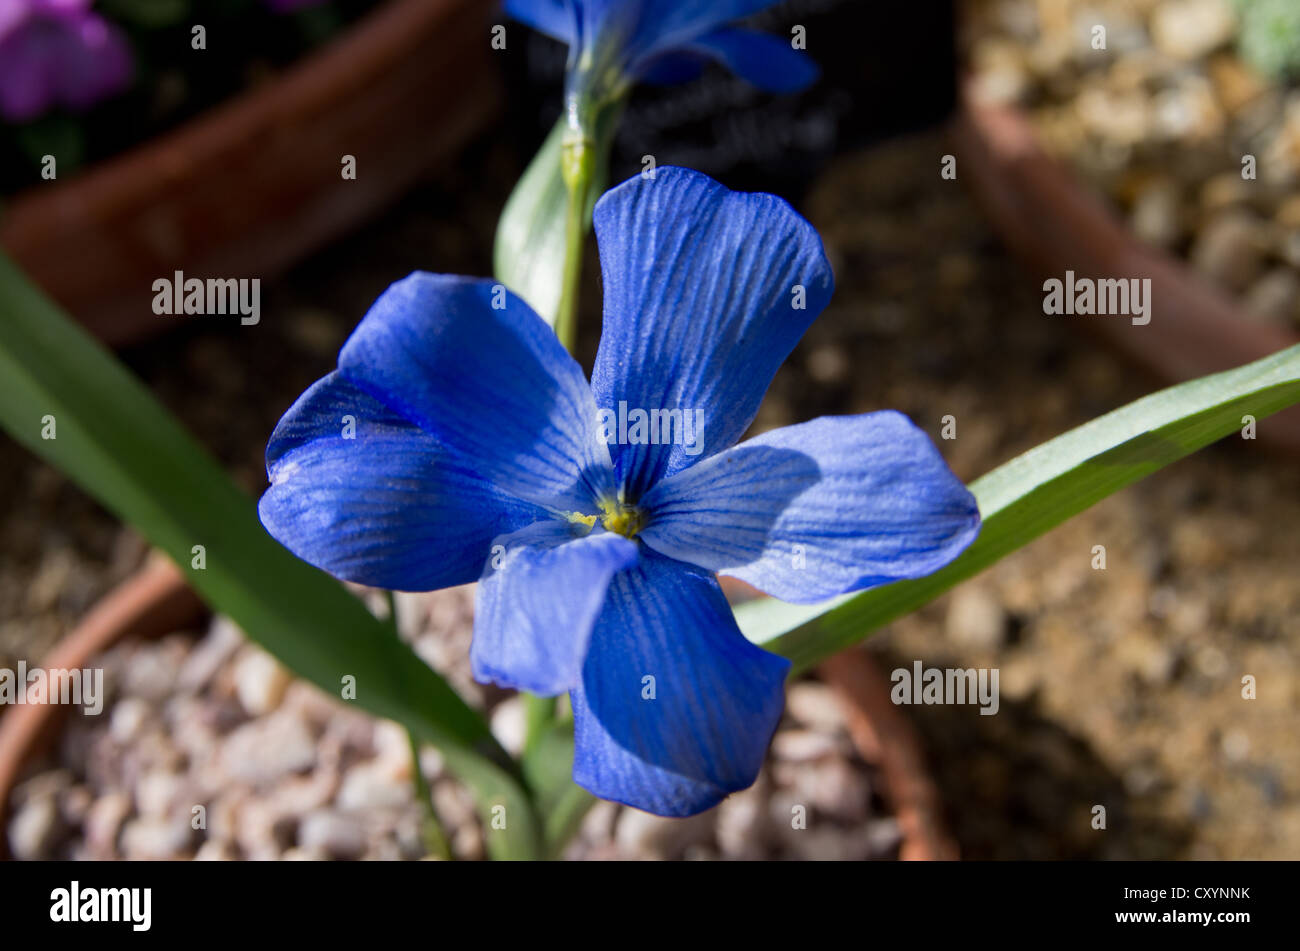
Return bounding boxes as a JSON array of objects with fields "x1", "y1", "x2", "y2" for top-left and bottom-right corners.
[{"x1": 1, "y1": 0, "x2": 1298, "y2": 860}]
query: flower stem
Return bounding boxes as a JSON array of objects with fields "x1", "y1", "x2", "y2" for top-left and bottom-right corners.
[
  {"x1": 555, "y1": 134, "x2": 595, "y2": 353},
  {"x1": 513, "y1": 126, "x2": 598, "y2": 798},
  {"x1": 528, "y1": 130, "x2": 598, "y2": 744},
  {"x1": 381, "y1": 588, "x2": 452, "y2": 859},
  {"x1": 406, "y1": 727, "x2": 452, "y2": 860},
  {"x1": 527, "y1": 134, "x2": 588, "y2": 732}
]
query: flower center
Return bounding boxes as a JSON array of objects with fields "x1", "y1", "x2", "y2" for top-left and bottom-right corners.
[{"x1": 599, "y1": 498, "x2": 645, "y2": 539}]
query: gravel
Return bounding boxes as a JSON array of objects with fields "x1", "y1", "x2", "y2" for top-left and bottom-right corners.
[
  {"x1": 967, "y1": 0, "x2": 1300, "y2": 334},
  {"x1": 5, "y1": 591, "x2": 898, "y2": 860}
]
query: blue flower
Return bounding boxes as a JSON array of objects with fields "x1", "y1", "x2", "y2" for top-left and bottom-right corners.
[
  {"x1": 259, "y1": 167, "x2": 980, "y2": 817},
  {"x1": 505, "y1": 0, "x2": 820, "y2": 102}
]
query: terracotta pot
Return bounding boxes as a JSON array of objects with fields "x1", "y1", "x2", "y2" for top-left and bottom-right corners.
[
  {"x1": 819, "y1": 651, "x2": 959, "y2": 860},
  {"x1": 0, "y1": 556, "x2": 205, "y2": 860},
  {"x1": 0, "y1": 0, "x2": 501, "y2": 348},
  {"x1": 952, "y1": 81, "x2": 1300, "y2": 453}
]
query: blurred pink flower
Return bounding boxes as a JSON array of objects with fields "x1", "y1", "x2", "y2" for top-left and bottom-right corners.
[{"x1": 0, "y1": 0, "x2": 132, "y2": 122}]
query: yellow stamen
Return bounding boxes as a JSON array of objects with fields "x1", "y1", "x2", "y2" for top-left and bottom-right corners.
[
  {"x1": 599, "y1": 498, "x2": 645, "y2": 539},
  {"x1": 565, "y1": 512, "x2": 599, "y2": 531}
]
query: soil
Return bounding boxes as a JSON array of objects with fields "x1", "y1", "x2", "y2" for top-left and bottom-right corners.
[{"x1": 4, "y1": 117, "x2": 1299, "y2": 858}]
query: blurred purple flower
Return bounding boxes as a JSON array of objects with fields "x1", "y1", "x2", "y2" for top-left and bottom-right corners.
[{"x1": 0, "y1": 0, "x2": 133, "y2": 122}]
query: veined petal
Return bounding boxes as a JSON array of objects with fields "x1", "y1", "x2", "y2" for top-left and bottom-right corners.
[
  {"x1": 571, "y1": 551, "x2": 790, "y2": 817},
  {"x1": 590, "y1": 167, "x2": 832, "y2": 498},
  {"x1": 681, "y1": 27, "x2": 820, "y2": 94},
  {"x1": 638, "y1": 412, "x2": 981, "y2": 603},
  {"x1": 473, "y1": 521, "x2": 638, "y2": 696},
  {"x1": 338, "y1": 272, "x2": 615, "y2": 514},
  {"x1": 259, "y1": 373, "x2": 544, "y2": 592}
]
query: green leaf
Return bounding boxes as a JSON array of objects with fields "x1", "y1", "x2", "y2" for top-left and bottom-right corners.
[
  {"x1": 737, "y1": 343, "x2": 1300, "y2": 675},
  {"x1": 544, "y1": 780, "x2": 596, "y2": 859},
  {"x1": 0, "y1": 252, "x2": 542, "y2": 859},
  {"x1": 494, "y1": 114, "x2": 614, "y2": 326},
  {"x1": 495, "y1": 120, "x2": 573, "y2": 326},
  {"x1": 520, "y1": 719, "x2": 594, "y2": 858}
]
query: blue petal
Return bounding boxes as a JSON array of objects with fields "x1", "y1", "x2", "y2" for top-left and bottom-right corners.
[
  {"x1": 512, "y1": 2, "x2": 802, "y2": 86},
  {"x1": 638, "y1": 28, "x2": 819, "y2": 92},
  {"x1": 613, "y1": 1, "x2": 786, "y2": 70},
  {"x1": 338, "y1": 273, "x2": 615, "y2": 515},
  {"x1": 571, "y1": 551, "x2": 790, "y2": 816},
  {"x1": 589, "y1": 167, "x2": 833, "y2": 498},
  {"x1": 259, "y1": 373, "x2": 544, "y2": 591},
  {"x1": 473, "y1": 521, "x2": 638, "y2": 695},
  {"x1": 638, "y1": 412, "x2": 981, "y2": 602},
  {"x1": 504, "y1": 0, "x2": 575, "y2": 43},
  {"x1": 683, "y1": 27, "x2": 820, "y2": 94}
]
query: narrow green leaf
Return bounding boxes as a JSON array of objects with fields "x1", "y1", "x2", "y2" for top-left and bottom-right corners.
[
  {"x1": 493, "y1": 113, "x2": 615, "y2": 326},
  {"x1": 0, "y1": 252, "x2": 542, "y2": 859},
  {"x1": 495, "y1": 120, "x2": 570, "y2": 326},
  {"x1": 736, "y1": 344, "x2": 1300, "y2": 674},
  {"x1": 544, "y1": 781, "x2": 596, "y2": 859},
  {"x1": 520, "y1": 721, "x2": 594, "y2": 858}
]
